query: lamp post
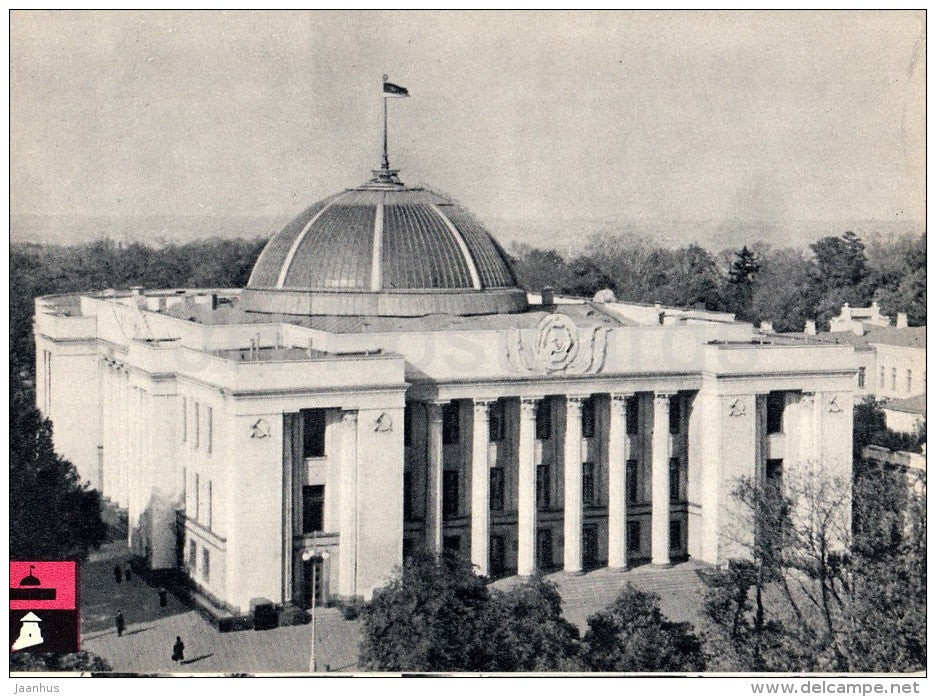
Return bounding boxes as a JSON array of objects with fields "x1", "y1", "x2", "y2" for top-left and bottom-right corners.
[{"x1": 302, "y1": 547, "x2": 329, "y2": 672}]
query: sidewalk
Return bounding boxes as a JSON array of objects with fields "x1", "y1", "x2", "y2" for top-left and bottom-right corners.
[{"x1": 80, "y1": 540, "x2": 361, "y2": 674}]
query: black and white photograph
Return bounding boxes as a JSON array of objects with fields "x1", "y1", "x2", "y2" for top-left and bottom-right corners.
[{"x1": 8, "y1": 9, "x2": 927, "y2": 686}]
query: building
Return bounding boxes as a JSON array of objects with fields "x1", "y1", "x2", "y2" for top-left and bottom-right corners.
[{"x1": 34, "y1": 160, "x2": 858, "y2": 619}]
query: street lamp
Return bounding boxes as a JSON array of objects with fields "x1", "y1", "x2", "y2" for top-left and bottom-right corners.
[{"x1": 301, "y1": 547, "x2": 330, "y2": 672}]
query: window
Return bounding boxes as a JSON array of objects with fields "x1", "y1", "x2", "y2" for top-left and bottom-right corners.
[
  {"x1": 669, "y1": 458, "x2": 681, "y2": 502},
  {"x1": 402, "y1": 537, "x2": 415, "y2": 561},
  {"x1": 669, "y1": 520, "x2": 682, "y2": 552},
  {"x1": 202, "y1": 548, "x2": 210, "y2": 580},
  {"x1": 891, "y1": 368, "x2": 897, "y2": 391},
  {"x1": 442, "y1": 470, "x2": 459, "y2": 519},
  {"x1": 627, "y1": 520, "x2": 641, "y2": 553},
  {"x1": 489, "y1": 401, "x2": 505, "y2": 442},
  {"x1": 188, "y1": 540, "x2": 196, "y2": 570},
  {"x1": 536, "y1": 465, "x2": 551, "y2": 509},
  {"x1": 194, "y1": 473, "x2": 200, "y2": 520},
  {"x1": 626, "y1": 459, "x2": 639, "y2": 503},
  {"x1": 403, "y1": 471, "x2": 413, "y2": 521},
  {"x1": 857, "y1": 366, "x2": 866, "y2": 388},
  {"x1": 181, "y1": 397, "x2": 187, "y2": 442},
  {"x1": 193, "y1": 401, "x2": 200, "y2": 449},
  {"x1": 766, "y1": 458, "x2": 783, "y2": 484},
  {"x1": 302, "y1": 485, "x2": 324, "y2": 533},
  {"x1": 906, "y1": 369, "x2": 912, "y2": 393},
  {"x1": 207, "y1": 481, "x2": 213, "y2": 530},
  {"x1": 443, "y1": 535, "x2": 461, "y2": 556},
  {"x1": 626, "y1": 396, "x2": 639, "y2": 435},
  {"x1": 582, "y1": 397, "x2": 596, "y2": 438},
  {"x1": 302, "y1": 409, "x2": 326, "y2": 458},
  {"x1": 536, "y1": 528, "x2": 554, "y2": 569},
  {"x1": 489, "y1": 467, "x2": 505, "y2": 511},
  {"x1": 668, "y1": 395, "x2": 681, "y2": 434},
  {"x1": 489, "y1": 535, "x2": 506, "y2": 576},
  {"x1": 206, "y1": 406, "x2": 213, "y2": 454},
  {"x1": 535, "y1": 400, "x2": 552, "y2": 440},
  {"x1": 442, "y1": 402, "x2": 460, "y2": 445},
  {"x1": 766, "y1": 392, "x2": 785, "y2": 434},
  {"x1": 403, "y1": 405, "x2": 413, "y2": 447},
  {"x1": 582, "y1": 462, "x2": 596, "y2": 506},
  {"x1": 583, "y1": 524, "x2": 599, "y2": 567}
]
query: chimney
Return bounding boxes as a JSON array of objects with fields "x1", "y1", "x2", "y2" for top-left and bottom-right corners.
[
  {"x1": 896, "y1": 312, "x2": 908, "y2": 328},
  {"x1": 541, "y1": 286, "x2": 554, "y2": 307},
  {"x1": 804, "y1": 320, "x2": 817, "y2": 336},
  {"x1": 759, "y1": 321, "x2": 774, "y2": 334},
  {"x1": 130, "y1": 286, "x2": 142, "y2": 296},
  {"x1": 157, "y1": 297, "x2": 167, "y2": 312},
  {"x1": 654, "y1": 303, "x2": 664, "y2": 325},
  {"x1": 211, "y1": 294, "x2": 219, "y2": 310},
  {"x1": 841, "y1": 302, "x2": 851, "y2": 319}
]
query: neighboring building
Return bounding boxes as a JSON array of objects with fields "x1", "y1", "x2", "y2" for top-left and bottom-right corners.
[
  {"x1": 34, "y1": 160, "x2": 858, "y2": 619},
  {"x1": 828, "y1": 301, "x2": 893, "y2": 334},
  {"x1": 862, "y1": 444, "x2": 926, "y2": 496},
  {"x1": 881, "y1": 394, "x2": 926, "y2": 435}
]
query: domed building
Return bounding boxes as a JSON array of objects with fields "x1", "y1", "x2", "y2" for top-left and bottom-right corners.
[{"x1": 34, "y1": 160, "x2": 857, "y2": 623}]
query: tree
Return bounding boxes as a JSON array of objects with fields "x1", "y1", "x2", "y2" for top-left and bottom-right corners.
[
  {"x1": 9, "y1": 362, "x2": 108, "y2": 562},
  {"x1": 490, "y1": 576, "x2": 583, "y2": 671},
  {"x1": 582, "y1": 585, "x2": 706, "y2": 672},
  {"x1": 509, "y1": 244, "x2": 567, "y2": 292},
  {"x1": 10, "y1": 650, "x2": 111, "y2": 672},
  {"x1": 726, "y1": 246, "x2": 762, "y2": 320},
  {"x1": 359, "y1": 551, "x2": 501, "y2": 671},
  {"x1": 750, "y1": 248, "x2": 819, "y2": 332}
]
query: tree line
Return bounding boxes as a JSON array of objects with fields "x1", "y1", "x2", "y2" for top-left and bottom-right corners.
[{"x1": 509, "y1": 230, "x2": 925, "y2": 332}]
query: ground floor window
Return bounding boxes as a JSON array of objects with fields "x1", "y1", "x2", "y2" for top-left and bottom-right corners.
[
  {"x1": 302, "y1": 485, "x2": 324, "y2": 533},
  {"x1": 443, "y1": 534, "x2": 461, "y2": 556},
  {"x1": 489, "y1": 534, "x2": 506, "y2": 576},
  {"x1": 583, "y1": 524, "x2": 599, "y2": 567},
  {"x1": 669, "y1": 519, "x2": 682, "y2": 552},
  {"x1": 627, "y1": 520, "x2": 641, "y2": 554},
  {"x1": 490, "y1": 467, "x2": 505, "y2": 511},
  {"x1": 201, "y1": 548, "x2": 210, "y2": 580},
  {"x1": 536, "y1": 465, "x2": 551, "y2": 509},
  {"x1": 536, "y1": 528, "x2": 554, "y2": 569},
  {"x1": 443, "y1": 470, "x2": 459, "y2": 519}
]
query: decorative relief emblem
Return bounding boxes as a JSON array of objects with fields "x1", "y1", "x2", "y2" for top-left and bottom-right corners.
[
  {"x1": 828, "y1": 396, "x2": 843, "y2": 414},
  {"x1": 728, "y1": 398, "x2": 747, "y2": 417},
  {"x1": 505, "y1": 314, "x2": 609, "y2": 375},
  {"x1": 249, "y1": 418, "x2": 270, "y2": 439},
  {"x1": 374, "y1": 412, "x2": 393, "y2": 432}
]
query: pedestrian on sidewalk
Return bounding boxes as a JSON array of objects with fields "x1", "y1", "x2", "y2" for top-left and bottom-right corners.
[
  {"x1": 172, "y1": 636, "x2": 185, "y2": 663},
  {"x1": 115, "y1": 610, "x2": 125, "y2": 637},
  {"x1": 113, "y1": 564, "x2": 123, "y2": 584}
]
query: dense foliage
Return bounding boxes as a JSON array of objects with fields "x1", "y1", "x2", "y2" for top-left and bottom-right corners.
[
  {"x1": 10, "y1": 650, "x2": 112, "y2": 672},
  {"x1": 510, "y1": 230, "x2": 925, "y2": 331}
]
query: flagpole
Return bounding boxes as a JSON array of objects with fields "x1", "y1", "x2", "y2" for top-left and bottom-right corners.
[{"x1": 382, "y1": 74, "x2": 389, "y2": 171}]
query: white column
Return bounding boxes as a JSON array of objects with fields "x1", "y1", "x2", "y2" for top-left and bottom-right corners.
[
  {"x1": 651, "y1": 392, "x2": 673, "y2": 566},
  {"x1": 607, "y1": 393, "x2": 631, "y2": 570},
  {"x1": 470, "y1": 399, "x2": 494, "y2": 575},
  {"x1": 517, "y1": 397, "x2": 540, "y2": 576},
  {"x1": 338, "y1": 410, "x2": 359, "y2": 597},
  {"x1": 563, "y1": 395, "x2": 587, "y2": 574},
  {"x1": 425, "y1": 401, "x2": 445, "y2": 554}
]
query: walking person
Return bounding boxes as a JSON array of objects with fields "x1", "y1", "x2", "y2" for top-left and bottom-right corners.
[
  {"x1": 172, "y1": 636, "x2": 185, "y2": 663},
  {"x1": 115, "y1": 610, "x2": 125, "y2": 637},
  {"x1": 113, "y1": 564, "x2": 123, "y2": 584}
]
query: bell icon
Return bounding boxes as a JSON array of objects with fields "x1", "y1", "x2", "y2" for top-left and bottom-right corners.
[{"x1": 12, "y1": 612, "x2": 44, "y2": 651}]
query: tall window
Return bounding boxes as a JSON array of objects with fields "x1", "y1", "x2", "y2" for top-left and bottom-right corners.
[
  {"x1": 403, "y1": 471, "x2": 413, "y2": 521},
  {"x1": 489, "y1": 401, "x2": 505, "y2": 442},
  {"x1": 202, "y1": 548, "x2": 210, "y2": 580},
  {"x1": 442, "y1": 403, "x2": 460, "y2": 445},
  {"x1": 626, "y1": 397, "x2": 639, "y2": 435},
  {"x1": 194, "y1": 473, "x2": 200, "y2": 520},
  {"x1": 627, "y1": 520, "x2": 641, "y2": 553},
  {"x1": 442, "y1": 470, "x2": 459, "y2": 519},
  {"x1": 536, "y1": 400, "x2": 552, "y2": 440},
  {"x1": 668, "y1": 395, "x2": 681, "y2": 434},
  {"x1": 302, "y1": 485, "x2": 325, "y2": 533},
  {"x1": 766, "y1": 392, "x2": 785, "y2": 434},
  {"x1": 536, "y1": 465, "x2": 551, "y2": 509},
  {"x1": 626, "y1": 459, "x2": 639, "y2": 503},
  {"x1": 581, "y1": 397, "x2": 596, "y2": 438},
  {"x1": 583, "y1": 524, "x2": 598, "y2": 566},
  {"x1": 891, "y1": 368, "x2": 897, "y2": 391},
  {"x1": 766, "y1": 458, "x2": 783, "y2": 484},
  {"x1": 582, "y1": 462, "x2": 596, "y2": 505},
  {"x1": 403, "y1": 406, "x2": 413, "y2": 447},
  {"x1": 669, "y1": 520, "x2": 682, "y2": 552},
  {"x1": 879, "y1": 366, "x2": 886, "y2": 388},
  {"x1": 193, "y1": 401, "x2": 200, "y2": 449},
  {"x1": 857, "y1": 366, "x2": 866, "y2": 388},
  {"x1": 669, "y1": 457, "x2": 681, "y2": 502},
  {"x1": 188, "y1": 540, "x2": 196, "y2": 570},
  {"x1": 181, "y1": 396, "x2": 188, "y2": 443},
  {"x1": 207, "y1": 480, "x2": 213, "y2": 530},
  {"x1": 489, "y1": 535, "x2": 506, "y2": 576},
  {"x1": 302, "y1": 410, "x2": 326, "y2": 458},
  {"x1": 489, "y1": 467, "x2": 505, "y2": 511},
  {"x1": 206, "y1": 406, "x2": 213, "y2": 454},
  {"x1": 906, "y1": 369, "x2": 913, "y2": 393}
]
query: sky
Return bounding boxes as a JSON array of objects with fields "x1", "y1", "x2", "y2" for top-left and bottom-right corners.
[{"x1": 10, "y1": 10, "x2": 926, "y2": 240}]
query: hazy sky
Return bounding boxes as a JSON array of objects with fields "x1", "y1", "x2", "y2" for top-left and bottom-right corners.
[{"x1": 11, "y1": 10, "x2": 925, "y2": 231}]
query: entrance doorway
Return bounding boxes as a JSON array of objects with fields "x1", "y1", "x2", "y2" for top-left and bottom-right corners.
[
  {"x1": 536, "y1": 528, "x2": 554, "y2": 570},
  {"x1": 301, "y1": 557, "x2": 326, "y2": 610}
]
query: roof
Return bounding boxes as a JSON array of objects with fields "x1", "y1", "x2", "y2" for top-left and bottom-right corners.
[
  {"x1": 247, "y1": 180, "x2": 517, "y2": 294},
  {"x1": 818, "y1": 326, "x2": 926, "y2": 350},
  {"x1": 882, "y1": 393, "x2": 926, "y2": 416}
]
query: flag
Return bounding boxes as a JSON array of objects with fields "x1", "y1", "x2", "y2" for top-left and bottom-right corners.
[{"x1": 383, "y1": 80, "x2": 409, "y2": 98}]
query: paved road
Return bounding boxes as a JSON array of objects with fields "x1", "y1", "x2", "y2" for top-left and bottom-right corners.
[{"x1": 80, "y1": 542, "x2": 361, "y2": 675}]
